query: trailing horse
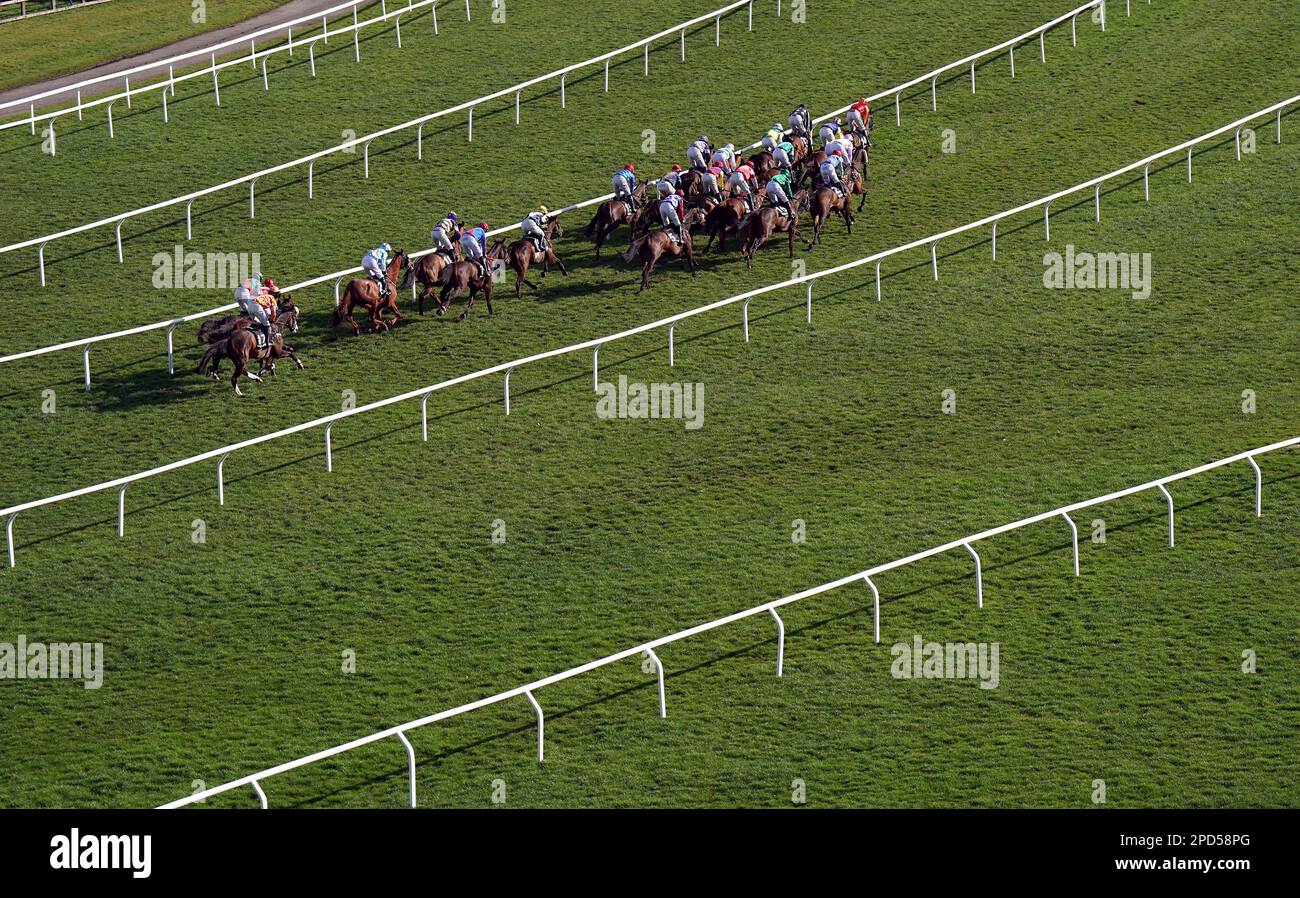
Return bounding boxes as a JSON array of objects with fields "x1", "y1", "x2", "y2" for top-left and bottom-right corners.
[
  {"x1": 197, "y1": 295, "x2": 299, "y2": 343},
  {"x1": 330, "y1": 250, "x2": 408, "y2": 334},
  {"x1": 196, "y1": 320, "x2": 303, "y2": 396}
]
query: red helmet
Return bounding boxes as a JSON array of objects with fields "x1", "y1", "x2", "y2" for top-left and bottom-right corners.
[
  {"x1": 671, "y1": 164, "x2": 682, "y2": 172},
  {"x1": 479, "y1": 221, "x2": 489, "y2": 231},
  {"x1": 625, "y1": 163, "x2": 635, "y2": 172},
  {"x1": 262, "y1": 277, "x2": 278, "y2": 292}
]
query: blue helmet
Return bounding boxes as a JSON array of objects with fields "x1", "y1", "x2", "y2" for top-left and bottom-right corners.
[
  {"x1": 380, "y1": 242, "x2": 392, "y2": 253},
  {"x1": 448, "y1": 212, "x2": 458, "y2": 222}
]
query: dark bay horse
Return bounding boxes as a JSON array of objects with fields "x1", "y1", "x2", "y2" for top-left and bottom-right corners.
[
  {"x1": 504, "y1": 218, "x2": 568, "y2": 299},
  {"x1": 330, "y1": 250, "x2": 408, "y2": 334},
  {"x1": 400, "y1": 249, "x2": 458, "y2": 316},
  {"x1": 433, "y1": 241, "x2": 507, "y2": 321},
  {"x1": 808, "y1": 182, "x2": 859, "y2": 245},
  {"x1": 197, "y1": 295, "x2": 299, "y2": 343},
  {"x1": 621, "y1": 208, "x2": 704, "y2": 292},
  {"x1": 585, "y1": 183, "x2": 646, "y2": 260},
  {"x1": 702, "y1": 197, "x2": 750, "y2": 254},
  {"x1": 196, "y1": 321, "x2": 303, "y2": 396},
  {"x1": 742, "y1": 191, "x2": 811, "y2": 265}
]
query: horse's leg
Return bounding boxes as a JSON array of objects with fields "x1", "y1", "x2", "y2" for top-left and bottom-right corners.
[
  {"x1": 639, "y1": 252, "x2": 654, "y2": 292},
  {"x1": 514, "y1": 261, "x2": 525, "y2": 300},
  {"x1": 456, "y1": 287, "x2": 476, "y2": 322},
  {"x1": 549, "y1": 251, "x2": 569, "y2": 276}
]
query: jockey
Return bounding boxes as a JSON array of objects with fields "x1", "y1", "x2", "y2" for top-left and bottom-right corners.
[
  {"x1": 431, "y1": 212, "x2": 461, "y2": 259},
  {"x1": 827, "y1": 137, "x2": 855, "y2": 167},
  {"x1": 789, "y1": 104, "x2": 811, "y2": 139},
  {"x1": 234, "y1": 273, "x2": 274, "y2": 343},
  {"x1": 710, "y1": 143, "x2": 737, "y2": 174},
  {"x1": 772, "y1": 138, "x2": 796, "y2": 170},
  {"x1": 521, "y1": 206, "x2": 550, "y2": 254},
  {"x1": 848, "y1": 97, "x2": 871, "y2": 134},
  {"x1": 613, "y1": 163, "x2": 638, "y2": 211},
  {"x1": 764, "y1": 168, "x2": 795, "y2": 220},
  {"x1": 819, "y1": 119, "x2": 845, "y2": 148},
  {"x1": 257, "y1": 276, "x2": 279, "y2": 321},
  {"x1": 686, "y1": 135, "x2": 712, "y2": 172},
  {"x1": 459, "y1": 221, "x2": 490, "y2": 280},
  {"x1": 727, "y1": 161, "x2": 758, "y2": 208},
  {"x1": 761, "y1": 122, "x2": 785, "y2": 153},
  {"x1": 362, "y1": 243, "x2": 392, "y2": 299},
  {"x1": 661, "y1": 164, "x2": 683, "y2": 192},
  {"x1": 700, "y1": 163, "x2": 725, "y2": 202},
  {"x1": 658, "y1": 183, "x2": 685, "y2": 244},
  {"x1": 820, "y1": 155, "x2": 846, "y2": 195}
]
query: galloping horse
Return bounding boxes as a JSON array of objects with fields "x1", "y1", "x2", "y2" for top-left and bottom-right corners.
[
  {"x1": 400, "y1": 248, "x2": 458, "y2": 316},
  {"x1": 808, "y1": 178, "x2": 860, "y2": 245},
  {"x1": 197, "y1": 295, "x2": 299, "y2": 344},
  {"x1": 330, "y1": 250, "x2": 409, "y2": 334},
  {"x1": 622, "y1": 208, "x2": 704, "y2": 292},
  {"x1": 741, "y1": 191, "x2": 811, "y2": 265},
  {"x1": 702, "y1": 196, "x2": 751, "y2": 254},
  {"x1": 433, "y1": 241, "x2": 507, "y2": 321},
  {"x1": 585, "y1": 183, "x2": 646, "y2": 260},
  {"x1": 196, "y1": 320, "x2": 303, "y2": 396},
  {"x1": 503, "y1": 218, "x2": 568, "y2": 299}
]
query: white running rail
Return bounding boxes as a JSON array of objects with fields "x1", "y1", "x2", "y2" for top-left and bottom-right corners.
[
  {"x1": 1, "y1": 93, "x2": 1292, "y2": 569},
  {"x1": 159, "y1": 434, "x2": 1297, "y2": 808},
  {"x1": 0, "y1": 0, "x2": 1110, "y2": 379},
  {"x1": 0, "y1": 1, "x2": 474, "y2": 132},
  {"x1": 1, "y1": 0, "x2": 774, "y2": 279}
]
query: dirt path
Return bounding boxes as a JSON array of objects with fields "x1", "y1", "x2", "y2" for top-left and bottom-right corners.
[{"x1": 0, "y1": 0, "x2": 380, "y2": 113}]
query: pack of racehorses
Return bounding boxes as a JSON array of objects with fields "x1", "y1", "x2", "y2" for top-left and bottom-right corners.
[{"x1": 197, "y1": 120, "x2": 870, "y2": 395}]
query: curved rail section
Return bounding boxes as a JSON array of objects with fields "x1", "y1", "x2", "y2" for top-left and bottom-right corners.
[
  {"x1": 0, "y1": 0, "x2": 478, "y2": 134},
  {"x1": 1, "y1": 93, "x2": 1293, "y2": 568},
  {"x1": 1, "y1": 0, "x2": 1111, "y2": 378},
  {"x1": 1, "y1": 0, "x2": 776, "y2": 280},
  {"x1": 159, "y1": 434, "x2": 1298, "y2": 808}
]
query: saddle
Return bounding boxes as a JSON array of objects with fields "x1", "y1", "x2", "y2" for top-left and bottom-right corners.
[
  {"x1": 251, "y1": 329, "x2": 272, "y2": 350},
  {"x1": 434, "y1": 247, "x2": 456, "y2": 264}
]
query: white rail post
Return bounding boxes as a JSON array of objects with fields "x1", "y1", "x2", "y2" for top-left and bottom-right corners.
[
  {"x1": 768, "y1": 608, "x2": 785, "y2": 676},
  {"x1": 1143, "y1": 164, "x2": 1149, "y2": 200},
  {"x1": 514, "y1": 92, "x2": 520, "y2": 125},
  {"x1": 1061, "y1": 511, "x2": 1080, "y2": 576},
  {"x1": 970, "y1": 62, "x2": 975, "y2": 94},
  {"x1": 117, "y1": 486, "x2": 127, "y2": 537},
  {"x1": 421, "y1": 393, "x2": 431, "y2": 441},
  {"x1": 742, "y1": 299, "x2": 751, "y2": 342},
  {"x1": 964, "y1": 542, "x2": 983, "y2": 608},
  {"x1": 894, "y1": 90, "x2": 900, "y2": 126},
  {"x1": 309, "y1": 41, "x2": 317, "y2": 77},
  {"x1": 325, "y1": 423, "x2": 334, "y2": 472},
  {"x1": 249, "y1": 180, "x2": 257, "y2": 218},
  {"x1": 863, "y1": 574, "x2": 880, "y2": 644},
  {"x1": 251, "y1": 780, "x2": 268, "y2": 809},
  {"x1": 217, "y1": 451, "x2": 231, "y2": 505},
  {"x1": 930, "y1": 241, "x2": 939, "y2": 280},
  {"x1": 334, "y1": 276, "x2": 344, "y2": 308},
  {"x1": 604, "y1": 60, "x2": 609, "y2": 92},
  {"x1": 680, "y1": 28, "x2": 685, "y2": 63},
  {"x1": 37, "y1": 241, "x2": 47, "y2": 287},
  {"x1": 166, "y1": 322, "x2": 180, "y2": 374},
  {"x1": 416, "y1": 122, "x2": 425, "y2": 159},
  {"x1": 323, "y1": 13, "x2": 329, "y2": 40},
  {"x1": 395, "y1": 15, "x2": 402, "y2": 48},
  {"x1": 805, "y1": 282, "x2": 812, "y2": 322},
  {"x1": 1234, "y1": 127, "x2": 1242, "y2": 161},
  {"x1": 107, "y1": 101, "x2": 114, "y2": 138},
  {"x1": 1009, "y1": 44, "x2": 1015, "y2": 79},
  {"x1": 115, "y1": 220, "x2": 124, "y2": 261},
  {"x1": 1157, "y1": 483, "x2": 1174, "y2": 546},
  {"x1": 364, "y1": 141, "x2": 371, "y2": 178},
  {"x1": 468, "y1": 106, "x2": 473, "y2": 142},
  {"x1": 991, "y1": 219, "x2": 998, "y2": 260},
  {"x1": 465, "y1": 0, "x2": 471, "y2": 20},
  {"x1": 1100, "y1": 0, "x2": 1106, "y2": 31},
  {"x1": 1247, "y1": 455, "x2": 1262, "y2": 517},
  {"x1": 715, "y1": 16, "x2": 719, "y2": 46},
  {"x1": 262, "y1": 58, "x2": 270, "y2": 91},
  {"x1": 82, "y1": 344, "x2": 93, "y2": 391},
  {"x1": 1277, "y1": 108, "x2": 1283, "y2": 143},
  {"x1": 592, "y1": 344, "x2": 601, "y2": 391},
  {"x1": 525, "y1": 690, "x2": 545, "y2": 762},
  {"x1": 930, "y1": 77, "x2": 936, "y2": 112},
  {"x1": 1043, "y1": 202, "x2": 1051, "y2": 240},
  {"x1": 560, "y1": 74, "x2": 566, "y2": 109},
  {"x1": 76, "y1": 88, "x2": 82, "y2": 120},
  {"x1": 308, "y1": 160, "x2": 315, "y2": 198},
  {"x1": 124, "y1": 76, "x2": 131, "y2": 108},
  {"x1": 1071, "y1": 13, "x2": 1077, "y2": 46},
  {"x1": 1039, "y1": 30, "x2": 1045, "y2": 63},
  {"x1": 1187, "y1": 147, "x2": 1193, "y2": 183},
  {"x1": 6, "y1": 513, "x2": 16, "y2": 569},
  {"x1": 1094, "y1": 183, "x2": 1101, "y2": 221},
  {"x1": 667, "y1": 323, "x2": 675, "y2": 366},
  {"x1": 28, "y1": 103, "x2": 34, "y2": 135},
  {"x1": 644, "y1": 43, "x2": 649, "y2": 77},
  {"x1": 288, "y1": 26, "x2": 294, "y2": 55},
  {"x1": 747, "y1": 0, "x2": 752, "y2": 30},
  {"x1": 874, "y1": 261, "x2": 881, "y2": 301},
  {"x1": 644, "y1": 649, "x2": 667, "y2": 717},
  {"x1": 212, "y1": 55, "x2": 221, "y2": 106},
  {"x1": 354, "y1": 24, "x2": 361, "y2": 61},
  {"x1": 249, "y1": 39, "x2": 256, "y2": 69},
  {"x1": 162, "y1": 87, "x2": 168, "y2": 123},
  {"x1": 504, "y1": 366, "x2": 513, "y2": 415},
  {"x1": 396, "y1": 731, "x2": 416, "y2": 807},
  {"x1": 432, "y1": 1, "x2": 438, "y2": 33}
]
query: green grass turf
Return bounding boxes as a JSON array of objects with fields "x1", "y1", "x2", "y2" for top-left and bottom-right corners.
[
  {"x1": 0, "y1": 0, "x2": 1297, "y2": 808},
  {"x1": 0, "y1": 0, "x2": 300, "y2": 94}
]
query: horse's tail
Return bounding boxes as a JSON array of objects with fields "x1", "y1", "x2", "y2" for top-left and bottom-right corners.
[
  {"x1": 621, "y1": 238, "x2": 644, "y2": 264},
  {"x1": 398, "y1": 262, "x2": 414, "y2": 291},
  {"x1": 330, "y1": 293, "x2": 345, "y2": 328},
  {"x1": 585, "y1": 206, "x2": 603, "y2": 238},
  {"x1": 195, "y1": 341, "x2": 222, "y2": 375}
]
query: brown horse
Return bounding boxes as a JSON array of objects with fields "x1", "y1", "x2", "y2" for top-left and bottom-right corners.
[
  {"x1": 433, "y1": 241, "x2": 507, "y2": 321},
  {"x1": 585, "y1": 183, "x2": 646, "y2": 260},
  {"x1": 400, "y1": 248, "x2": 458, "y2": 316},
  {"x1": 808, "y1": 181, "x2": 859, "y2": 245},
  {"x1": 796, "y1": 149, "x2": 827, "y2": 191},
  {"x1": 622, "y1": 208, "x2": 704, "y2": 292},
  {"x1": 504, "y1": 218, "x2": 568, "y2": 299},
  {"x1": 330, "y1": 250, "x2": 408, "y2": 334},
  {"x1": 702, "y1": 197, "x2": 750, "y2": 254},
  {"x1": 741, "y1": 191, "x2": 811, "y2": 265},
  {"x1": 196, "y1": 321, "x2": 303, "y2": 396},
  {"x1": 197, "y1": 295, "x2": 299, "y2": 343}
]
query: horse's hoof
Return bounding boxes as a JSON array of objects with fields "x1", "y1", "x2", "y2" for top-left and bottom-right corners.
[{"x1": 234, "y1": 387, "x2": 244, "y2": 397}]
